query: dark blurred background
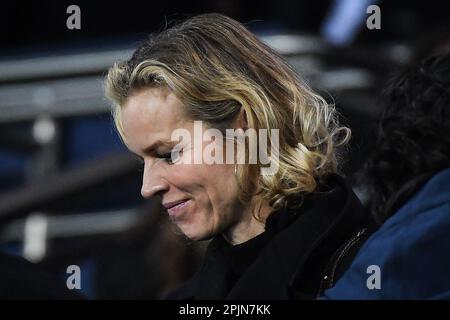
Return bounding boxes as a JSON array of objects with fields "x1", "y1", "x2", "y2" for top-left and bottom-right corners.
[{"x1": 0, "y1": 0, "x2": 449, "y2": 299}]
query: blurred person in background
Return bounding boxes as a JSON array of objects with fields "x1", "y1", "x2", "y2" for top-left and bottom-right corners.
[
  {"x1": 105, "y1": 13, "x2": 373, "y2": 299},
  {"x1": 324, "y1": 52, "x2": 450, "y2": 299}
]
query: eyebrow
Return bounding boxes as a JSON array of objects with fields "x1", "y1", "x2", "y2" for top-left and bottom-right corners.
[{"x1": 141, "y1": 140, "x2": 174, "y2": 155}]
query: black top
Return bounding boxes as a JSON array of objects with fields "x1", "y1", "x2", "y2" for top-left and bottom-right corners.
[
  {"x1": 166, "y1": 174, "x2": 371, "y2": 300},
  {"x1": 214, "y1": 231, "x2": 271, "y2": 287}
]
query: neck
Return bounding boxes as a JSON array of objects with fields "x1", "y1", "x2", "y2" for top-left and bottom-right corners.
[{"x1": 223, "y1": 199, "x2": 273, "y2": 245}]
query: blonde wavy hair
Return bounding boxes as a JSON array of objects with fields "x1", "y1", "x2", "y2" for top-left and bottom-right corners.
[{"x1": 105, "y1": 13, "x2": 350, "y2": 211}]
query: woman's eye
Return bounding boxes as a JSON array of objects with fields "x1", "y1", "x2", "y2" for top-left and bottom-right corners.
[
  {"x1": 159, "y1": 152, "x2": 175, "y2": 164},
  {"x1": 157, "y1": 148, "x2": 183, "y2": 165}
]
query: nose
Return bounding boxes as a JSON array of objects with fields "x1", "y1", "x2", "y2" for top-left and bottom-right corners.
[{"x1": 140, "y1": 161, "x2": 169, "y2": 199}]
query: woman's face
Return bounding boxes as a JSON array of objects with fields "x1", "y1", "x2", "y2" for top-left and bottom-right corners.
[{"x1": 121, "y1": 87, "x2": 247, "y2": 241}]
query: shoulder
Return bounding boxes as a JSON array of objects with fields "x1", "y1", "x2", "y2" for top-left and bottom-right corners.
[
  {"x1": 324, "y1": 168, "x2": 450, "y2": 299},
  {"x1": 270, "y1": 173, "x2": 371, "y2": 297}
]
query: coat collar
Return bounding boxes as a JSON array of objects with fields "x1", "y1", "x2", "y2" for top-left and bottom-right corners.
[{"x1": 225, "y1": 174, "x2": 365, "y2": 299}]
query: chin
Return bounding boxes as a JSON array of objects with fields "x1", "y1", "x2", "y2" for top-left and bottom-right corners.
[{"x1": 178, "y1": 223, "x2": 214, "y2": 242}]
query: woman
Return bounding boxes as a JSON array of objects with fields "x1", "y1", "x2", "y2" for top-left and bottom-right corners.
[{"x1": 105, "y1": 13, "x2": 369, "y2": 299}]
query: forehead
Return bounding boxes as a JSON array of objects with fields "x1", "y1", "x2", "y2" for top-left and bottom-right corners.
[{"x1": 120, "y1": 87, "x2": 190, "y2": 152}]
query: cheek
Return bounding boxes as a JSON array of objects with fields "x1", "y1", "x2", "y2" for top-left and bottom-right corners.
[
  {"x1": 168, "y1": 163, "x2": 237, "y2": 201},
  {"x1": 162, "y1": 164, "x2": 205, "y2": 195},
  {"x1": 195, "y1": 164, "x2": 239, "y2": 210}
]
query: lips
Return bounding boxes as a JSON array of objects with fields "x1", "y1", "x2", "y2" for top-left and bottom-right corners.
[
  {"x1": 163, "y1": 199, "x2": 189, "y2": 210},
  {"x1": 163, "y1": 199, "x2": 191, "y2": 218}
]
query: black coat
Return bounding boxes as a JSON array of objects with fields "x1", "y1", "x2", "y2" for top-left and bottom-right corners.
[{"x1": 167, "y1": 174, "x2": 372, "y2": 300}]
